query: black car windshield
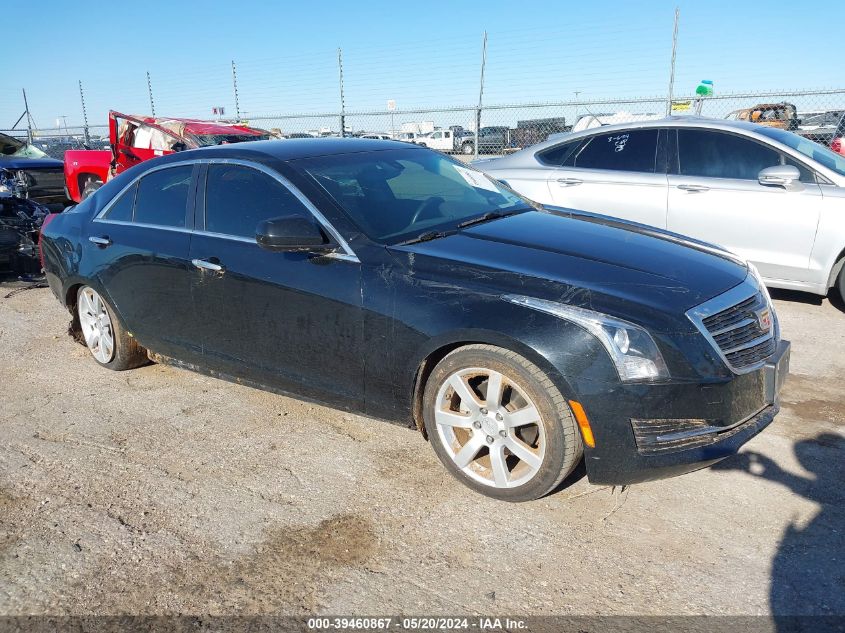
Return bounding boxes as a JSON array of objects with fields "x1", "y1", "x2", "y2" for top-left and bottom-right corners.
[
  {"x1": 298, "y1": 148, "x2": 529, "y2": 243},
  {"x1": 757, "y1": 127, "x2": 845, "y2": 177},
  {"x1": 0, "y1": 133, "x2": 49, "y2": 159}
]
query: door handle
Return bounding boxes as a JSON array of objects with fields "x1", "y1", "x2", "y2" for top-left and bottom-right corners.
[
  {"x1": 556, "y1": 178, "x2": 583, "y2": 187},
  {"x1": 89, "y1": 236, "x2": 111, "y2": 247},
  {"x1": 677, "y1": 184, "x2": 710, "y2": 193},
  {"x1": 192, "y1": 258, "x2": 224, "y2": 273}
]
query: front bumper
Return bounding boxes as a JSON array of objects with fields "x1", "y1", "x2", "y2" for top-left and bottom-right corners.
[{"x1": 576, "y1": 339, "x2": 790, "y2": 485}]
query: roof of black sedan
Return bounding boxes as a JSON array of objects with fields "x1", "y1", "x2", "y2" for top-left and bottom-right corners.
[{"x1": 184, "y1": 137, "x2": 417, "y2": 161}]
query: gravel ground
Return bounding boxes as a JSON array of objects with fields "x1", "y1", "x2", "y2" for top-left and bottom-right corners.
[{"x1": 0, "y1": 280, "x2": 843, "y2": 617}]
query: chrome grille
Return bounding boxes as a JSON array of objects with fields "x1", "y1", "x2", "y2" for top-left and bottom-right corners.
[{"x1": 687, "y1": 275, "x2": 778, "y2": 374}]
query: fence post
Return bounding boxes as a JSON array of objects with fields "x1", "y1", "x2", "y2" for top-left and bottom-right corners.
[
  {"x1": 146, "y1": 71, "x2": 156, "y2": 117},
  {"x1": 475, "y1": 30, "x2": 488, "y2": 160},
  {"x1": 21, "y1": 89, "x2": 33, "y2": 144},
  {"x1": 231, "y1": 60, "x2": 241, "y2": 121},
  {"x1": 78, "y1": 80, "x2": 90, "y2": 144},
  {"x1": 666, "y1": 7, "x2": 679, "y2": 116},
  {"x1": 338, "y1": 48, "x2": 346, "y2": 137}
]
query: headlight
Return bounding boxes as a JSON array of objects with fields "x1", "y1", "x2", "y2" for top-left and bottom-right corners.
[{"x1": 504, "y1": 295, "x2": 670, "y2": 382}]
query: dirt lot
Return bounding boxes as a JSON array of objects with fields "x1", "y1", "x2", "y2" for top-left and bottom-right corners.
[{"x1": 0, "y1": 281, "x2": 843, "y2": 617}]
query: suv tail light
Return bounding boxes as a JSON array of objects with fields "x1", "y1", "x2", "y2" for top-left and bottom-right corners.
[
  {"x1": 832, "y1": 137, "x2": 844, "y2": 156},
  {"x1": 39, "y1": 213, "x2": 59, "y2": 270}
]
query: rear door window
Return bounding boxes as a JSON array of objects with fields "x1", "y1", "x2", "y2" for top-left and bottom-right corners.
[
  {"x1": 133, "y1": 165, "x2": 193, "y2": 227},
  {"x1": 574, "y1": 129, "x2": 659, "y2": 173},
  {"x1": 204, "y1": 164, "x2": 311, "y2": 239}
]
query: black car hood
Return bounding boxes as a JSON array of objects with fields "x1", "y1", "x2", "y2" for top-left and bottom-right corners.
[
  {"x1": 0, "y1": 156, "x2": 64, "y2": 170},
  {"x1": 391, "y1": 210, "x2": 749, "y2": 315}
]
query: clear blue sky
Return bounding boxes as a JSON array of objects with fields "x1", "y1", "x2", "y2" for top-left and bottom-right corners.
[{"x1": 5, "y1": 0, "x2": 844, "y2": 132}]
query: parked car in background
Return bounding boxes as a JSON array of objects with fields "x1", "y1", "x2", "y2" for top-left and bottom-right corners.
[
  {"x1": 396, "y1": 131, "x2": 424, "y2": 144},
  {"x1": 477, "y1": 117, "x2": 845, "y2": 299},
  {"x1": 416, "y1": 129, "x2": 458, "y2": 151},
  {"x1": 64, "y1": 111, "x2": 271, "y2": 202},
  {"x1": 0, "y1": 132, "x2": 68, "y2": 206},
  {"x1": 459, "y1": 126, "x2": 512, "y2": 155},
  {"x1": 798, "y1": 110, "x2": 845, "y2": 154},
  {"x1": 359, "y1": 133, "x2": 392, "y2": 140},
  {"x1": 724, "y1": 102, "x2": 799, "y2": 131},
  {"x1": 831, "y1": 114, "x2": 845, "y2": 156},
  {"x1": 40, "y1": 138, "x2": 789, "y2": 501}
]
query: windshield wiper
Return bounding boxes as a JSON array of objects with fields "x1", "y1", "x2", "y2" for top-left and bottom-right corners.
[
  {"x1": 396, "y1": 230, "x2": 455, "y2": 246},
  {"x1": 457, "y1": 208, "x2": 529, "y2": 229}
]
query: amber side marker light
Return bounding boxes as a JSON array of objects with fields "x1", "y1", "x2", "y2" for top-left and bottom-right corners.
[{"x1": 569, "y1": 400, "x2": 595, "y2": 448}]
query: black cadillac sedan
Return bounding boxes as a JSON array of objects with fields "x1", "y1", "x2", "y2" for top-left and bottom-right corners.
[{"x1": 41, "y1": 138, "x2": 790, "y2": 501}]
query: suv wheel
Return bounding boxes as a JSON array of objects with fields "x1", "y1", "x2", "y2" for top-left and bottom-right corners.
[
  {"x1": 423, "y1": 344, "x2": 583, "y2": 501},
  {"x1": 462, "y1": 142, "x2": 474, "y2": 155}
]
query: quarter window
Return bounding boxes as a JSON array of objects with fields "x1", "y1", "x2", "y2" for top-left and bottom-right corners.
[
  {"x1": 133, "y1": 165, "x2": 192, "y2": 227},
  {"x1": 205, "y1": 164, "x2": 312, "y2": 239},
  {"x1": 678, "y1": 130, "x2": 781, "y2": 180},
  {"x1": 537, "y1": 140, "x2": 581, "y2": 166},
  {"x1": 573, "y1": 129, "x2": 659, "y2": 173},
  {"x1": 104, "y1": 184, "x2": 136, "y2": 222}
]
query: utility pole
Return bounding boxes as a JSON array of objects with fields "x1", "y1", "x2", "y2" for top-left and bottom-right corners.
[
  {"x1": 79, "y1": 80, "x2": 90, "y2": 144},
  {"x1": 338, "y1": 48, "x2": 346, "y2": 138},
  {"x1": 475, "y1": 30, "x2": 487, "y2": 160},
  {"x1": 666, "y1": 7, "x2": 680, "y2": 116},
  {"x1": 146, "y1": 71, "x2": 156, "y2": 116},
  {"x1": 231, "y1": 60, "x2": 241, "y2": 121}
]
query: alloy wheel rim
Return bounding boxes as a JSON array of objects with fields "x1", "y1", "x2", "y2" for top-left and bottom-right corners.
[
  {"x1": 434, "y1": 367, "x2": 546, "y2": 489},
  {"x1": 78, "y1": 288, "x2": 115, "y2": 364}
]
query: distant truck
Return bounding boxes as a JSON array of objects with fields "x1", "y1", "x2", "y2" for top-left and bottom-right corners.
[{"x1": 64, "y1": 111, "x2": 270, "y2": 202}]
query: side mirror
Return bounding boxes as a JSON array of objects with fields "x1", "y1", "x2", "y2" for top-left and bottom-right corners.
[
  {"x1": 256, "y1": 215, "x2": 337, "y2": 253},
  {"x1": 758, "y1": 165, "x2": 801, "y2": 188}
]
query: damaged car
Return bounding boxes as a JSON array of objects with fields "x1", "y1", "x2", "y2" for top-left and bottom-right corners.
[
  {"x1": 64, "y1": 111, "x2": 271, "y2": 202},
  {"x1": 41, "y1": 139, "x2": 790, "y2": 501},
  {"x1": 1, "y1": 132, "x2": 68, "y2": 206}
]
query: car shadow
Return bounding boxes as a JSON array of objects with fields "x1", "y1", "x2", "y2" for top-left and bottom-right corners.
[
  {"x1": 769, "y1": 287, "x2": 845, "y2": 314},
  {"x1": 711, "y1": 432, "x2": 845, "y2": 624}
]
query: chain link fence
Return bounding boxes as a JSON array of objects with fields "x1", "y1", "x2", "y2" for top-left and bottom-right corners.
[
  {"x1": 245, "y1": 90, "x2": 845, "y2": 159},
  {"x1": 3, "y1": 90, "x2": 844, "y2": 161}
]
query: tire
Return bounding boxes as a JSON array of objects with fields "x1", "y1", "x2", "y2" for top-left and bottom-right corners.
[
  {"x1": 81, "y1": 180, "x2": 102, "y2": 200},
  {"x1": 423, "y1": 344, "x2": 582, "y2": 502},
  {"x1": 837, "y1": 263, "x2": 845, "y2": 302},
  {"x1": 76, "y1": 286, "x2": 147, "y2": 371},
  {"x1": 462, "y1": 142, "x2": 474, "y2": 155},
  {"x1": 418, "y1": 142, "x2": 427, "y2": 148}
]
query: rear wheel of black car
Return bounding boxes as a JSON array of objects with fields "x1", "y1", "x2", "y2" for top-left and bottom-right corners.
[
  {"x1": 423, "y1": 344, "x2": 583, "y2": 502},
  {"x1": 81, "y1": 180, "x2": 102, "y2": 200},
  {"x1": 76, "y1": 286, "x2": 147, "y2": 371}
]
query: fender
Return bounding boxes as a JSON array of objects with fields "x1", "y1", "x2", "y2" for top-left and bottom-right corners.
[{"x1": 64, "y1": 150, "x2": 111, "y2": 202}]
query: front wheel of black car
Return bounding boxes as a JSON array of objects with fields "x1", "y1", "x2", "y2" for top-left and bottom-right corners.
[
  {"x1": 423, "y1": 344, "x2": 583, "y2": 502},
  {"x1": 76, "y1": 286, "x2": 147, "y2": 371}
]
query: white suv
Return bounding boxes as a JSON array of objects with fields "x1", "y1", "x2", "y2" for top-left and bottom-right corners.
[{"x1": 476, "y1": 117, "x2": 845, "y2": 299}]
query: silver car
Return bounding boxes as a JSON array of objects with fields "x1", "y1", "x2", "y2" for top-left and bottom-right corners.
[{"x1": 476, "y1": 117, "x2": 845, "y2": 299}]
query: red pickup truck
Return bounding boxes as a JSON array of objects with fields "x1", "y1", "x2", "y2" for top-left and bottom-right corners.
[{"x1": 64, "y1": 111, "x2": 271, "y2": 202}]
